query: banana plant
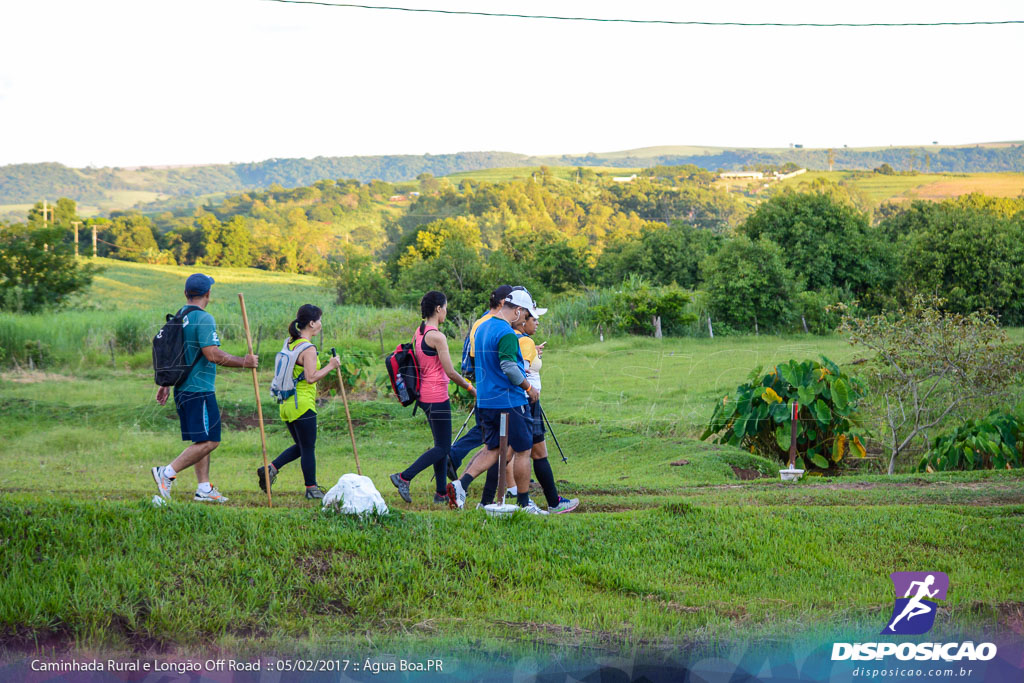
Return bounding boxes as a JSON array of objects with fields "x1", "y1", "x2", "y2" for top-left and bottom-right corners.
[{"x1": 702, "y1": 356, "x2": 869, "y2": 471}]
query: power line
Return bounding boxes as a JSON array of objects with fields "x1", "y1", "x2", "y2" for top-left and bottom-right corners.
[{"x1": 260, "y1": 0, "x2": 1024, "y2": 28}]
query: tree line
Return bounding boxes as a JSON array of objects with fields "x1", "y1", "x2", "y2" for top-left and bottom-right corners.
[
  {"x1": 4, "y1": 171, "x2": 1024, "y2": 335},
  {"x1": 6, "y1": 144, "x2": 1024, "y2": 206}
]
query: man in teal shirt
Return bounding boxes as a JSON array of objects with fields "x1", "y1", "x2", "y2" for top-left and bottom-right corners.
[{"x1": 152, "y1": 273, "x2": 258, "y2": 503}]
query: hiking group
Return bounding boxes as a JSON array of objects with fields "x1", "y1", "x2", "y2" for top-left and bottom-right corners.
[
  {"x1": 150, "y1": 274, "x2": 578, "y2": 515},
  {"x1": 389, "y1": 284, "x2": 579, "y2": 515}
]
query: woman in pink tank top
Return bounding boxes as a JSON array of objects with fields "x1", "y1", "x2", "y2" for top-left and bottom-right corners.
[{"x1": 390, "y1": 291, "x2": 476, "y2": 504}]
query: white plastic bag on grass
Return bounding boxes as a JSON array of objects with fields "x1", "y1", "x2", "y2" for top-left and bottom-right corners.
[{"x1": 322, "y1": 474, "x2": 389, "y2": 515}]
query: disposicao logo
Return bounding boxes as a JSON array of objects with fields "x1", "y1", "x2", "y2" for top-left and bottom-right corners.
[
  {"x1": 883, "y1": 571, "x2": 948, "y2": 635},
  {"x1": 831, "y1": 571, "x2": 998, "y2": 662}
]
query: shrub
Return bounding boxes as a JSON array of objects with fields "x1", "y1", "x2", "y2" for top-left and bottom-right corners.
[
  {"x1": 839, "y1": 295, "x2": 1024, "y2": 474},
  {"x1": 23, "y1": 340, "x2": 52, "y2": 368},
  {"x1": 918, "y1": 411, "x2": 1024, "y2": 472},
  {"x1": 114, "y1": 315, "x2": 149, "y2": 353},
  {"x1": 701, "y1": 357, "x2": 869, "y2": 471},
  {"x1": 593, "y1": 275, "x2": 695, "y2": 336},
  {"x1": 700, "y1": 235, "x2": 797, "y2": 333},
  {"x1": 315, "y1": 348, "x2": 376, "y2": 397}
]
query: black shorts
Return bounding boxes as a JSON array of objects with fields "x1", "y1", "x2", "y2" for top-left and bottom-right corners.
[
  {"x1": 174, "y1": 391, "x2": 221, "y2": 443},
  {"x1": 530, "y1": 400, "x2": 546, "y2": 445},
  {"x1": 478, "y1": 404, "x2": 533, "y2": 453}
]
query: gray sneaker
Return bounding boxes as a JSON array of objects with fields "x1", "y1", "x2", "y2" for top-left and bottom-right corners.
[
  {"x1": 305, "y1": 486, "x2": 324, "y2": 500},
  {"x1": 520, "y1": 500, "x2": 549, "y2": 515},
  {"x1": 390, "y1": 473, "x2": 411, "y2": 503},
  {"x1": 194, "y1": 486, "x2": 229, "y2": 503},
  {"x1": 548, "y1": 496, "x2": 580, "y2": 514},
  {"x1": 256, "y1": 464, "x2": 277, "y2": 492},
  {"x1": 152, "y1": 466, "x2": 174, "y2": 500}
]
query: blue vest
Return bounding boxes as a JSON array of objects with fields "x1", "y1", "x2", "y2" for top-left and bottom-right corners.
[{"x1": 473, "y1": 316, "x2": 527, "y2": 409}]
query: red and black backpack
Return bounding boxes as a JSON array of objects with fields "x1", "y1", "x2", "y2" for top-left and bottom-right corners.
[{"x1": 384, "y1": 341, "x2": 421, "y2": 408}]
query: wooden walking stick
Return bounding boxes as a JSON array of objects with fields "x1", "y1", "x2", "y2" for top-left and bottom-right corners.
[
  {"x1": 496, "y1": 412, "x2": 509, "y2": 501},
  {"x1": 333, "y1": 348, "x2": 362, "y2": 475},
  {"x1": 238, "y1": 293, "x2": 272, "y2": 508}
]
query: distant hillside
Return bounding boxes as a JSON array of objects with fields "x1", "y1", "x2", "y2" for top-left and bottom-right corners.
[
  {"x1": 555, "y1": 144, "x2": 1024, "y2": 174},
  {"x1": 6, "y1": 143, "x2": 1024, "y2": 209},
  {"x1": 0, "y1": 152, "x2": 534, "y2": 206}
]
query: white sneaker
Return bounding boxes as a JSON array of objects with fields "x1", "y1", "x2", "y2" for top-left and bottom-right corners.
[
  {"x1": 194, "y1": 486, "x2": 229, "y2": 503},
  {"x1": 521, "y1": 500, "x2": 549, "y2": 515},
  {"x1": 151, "y1": 466, "x2": 174, "y2": 500},
  {"x1": 446, "y1": 481, "x2": 466, "y2": 509}
]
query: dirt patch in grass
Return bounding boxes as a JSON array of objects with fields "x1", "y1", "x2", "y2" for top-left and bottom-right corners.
[
  {"x1": 0, "y1": 626, "x2": 75, "y2": 655},
  {"x1": 998, "y1": 602, "x2": 1024, "y2": 635},
  {"x1": 218, "y1": 411, "x2": 264, "y2": 430},
  {"x1": 731, "y1": 465, "x2": 765, "y2": 481},
  {"x1": 670, "y1": 460, "x2": 690, "y2": 466},
  {"x1": 643, "y1": 595, "x2": 748, "y2": 621},
  {"x1": 493, "y1": 620, "x2": 631, "y2": 648},
  {"x1": 295, "y1": 550, "x2": 355, "y2": 581},
  {"x1": 1, "y1": 370, "x2": 73, "y2": 384}
]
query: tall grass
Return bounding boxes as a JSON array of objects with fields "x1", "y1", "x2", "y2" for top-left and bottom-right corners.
[{"x1": 0, "y1": 258, "x2": 424, "y2": 368}]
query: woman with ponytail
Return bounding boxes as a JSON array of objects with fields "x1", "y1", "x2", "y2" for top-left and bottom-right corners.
[
  {"x1": 389, "y1": 291, "x2": 476, "y2": 504},
  {"x1": 256, "y1": 304, "x2": 340, "y2": 500}
]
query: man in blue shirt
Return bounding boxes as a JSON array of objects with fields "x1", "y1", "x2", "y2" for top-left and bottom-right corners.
[
  {"x1": 446, "y1": 288, "x2": 546, "y2": 514},
  {"x1": 152, "y1": 273, "x2": 258, "y2": 503}
]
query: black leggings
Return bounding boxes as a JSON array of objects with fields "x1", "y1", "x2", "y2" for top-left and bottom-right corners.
[
  {"x1": 400, "y1": 400, "x2": 452, "y2": 495},
  {"x1": 273, "y1": 409, "x2": 318, "y2": 487}
]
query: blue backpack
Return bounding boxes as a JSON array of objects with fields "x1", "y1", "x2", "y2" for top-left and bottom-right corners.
[{"x1": 460, "y1": 310, "x2": 490, "y2": 380}]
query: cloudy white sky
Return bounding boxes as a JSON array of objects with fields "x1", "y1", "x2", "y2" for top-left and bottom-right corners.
[{"x1": 1, "y1": 0, "x2": 1022, "y2": 167}]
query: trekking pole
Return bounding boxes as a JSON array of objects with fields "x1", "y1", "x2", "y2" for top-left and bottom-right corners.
[
  {"x1": 452, "y1": 405, "x2": 475, "y2": 445},
  {"x1": 540, "y1": 406, "x2": 568, "y2": 464},
  {"x1": 333, "y1": 347, "x2": 362, "y2": 476},
  {"x1": 238, "y1": 293, "x2": 272, "y2": 508}
]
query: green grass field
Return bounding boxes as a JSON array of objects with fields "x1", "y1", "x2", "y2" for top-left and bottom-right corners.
[{"x1": 1, "y1": 262, "x2": 1022, "y2": 659}]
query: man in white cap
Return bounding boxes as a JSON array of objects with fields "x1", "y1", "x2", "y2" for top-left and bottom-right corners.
[{"x1": 446, "y1": 288, "x2": 546, "y2": 513}]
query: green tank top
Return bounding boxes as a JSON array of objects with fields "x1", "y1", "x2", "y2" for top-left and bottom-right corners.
[{"x1": 279, "y1": 338, "x2": 319, "y2": 422}]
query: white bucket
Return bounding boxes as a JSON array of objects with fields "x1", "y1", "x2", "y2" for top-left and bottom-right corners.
[
  {"x1": 779, "y1": 468, "x2": 805, "y2": 482},
  {"x1": 483, "y1": 503, "x2": 518, "y2": 518}
]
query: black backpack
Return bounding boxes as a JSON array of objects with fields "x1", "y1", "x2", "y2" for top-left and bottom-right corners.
[
  {"x1": 153, "y1": 305, "x2": 203, "y2": 387},
  {"x1": 384, "y1": 341, "x2": 421, "y2": 408}
]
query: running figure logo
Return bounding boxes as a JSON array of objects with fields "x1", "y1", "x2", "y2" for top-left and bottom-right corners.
[{"x1": 883, "y1": 572, "x2": 949, "y2": 635}]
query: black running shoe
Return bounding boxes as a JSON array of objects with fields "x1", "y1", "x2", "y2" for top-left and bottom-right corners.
[
  {"x1": 390, "y1": 473, "x2": 412, "y2": 503},
  {"x1": 305, "y1": 486, "x2": 324, "y2": 500},
  {"x1": 432, "y1": 492, "x2": 448, "y2": 504}
]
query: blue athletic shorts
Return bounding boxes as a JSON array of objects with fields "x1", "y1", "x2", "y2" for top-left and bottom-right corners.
[
  {"x1": 174, "y1": 391, "x2": 221, "y2": 443},
  {"x1": 478, "y1": 404, "x2": 533, "y2": 453},
  {"x1": 530, "y1": 400, "x2": 546, "y2": 445}
]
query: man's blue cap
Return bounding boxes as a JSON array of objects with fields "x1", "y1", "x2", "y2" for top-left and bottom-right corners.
[{"x1": 185, "y1": 273, "x2": 215, "y2": 295}]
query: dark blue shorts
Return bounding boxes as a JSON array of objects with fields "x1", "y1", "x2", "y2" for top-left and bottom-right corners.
[
  {"x1": 174, "y1": 391, "x2": 221, "y2": 443},
  {"x1": 530, "y1": 400, "x2": 546, "y2": 445},
  {"x1": 478, "y1": 404, "x2": 533, "y2": 453}
]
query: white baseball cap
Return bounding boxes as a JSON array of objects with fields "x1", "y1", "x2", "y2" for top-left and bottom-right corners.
[{"x1": 505, "y1": 288, "x2": 547, "y2": 318}]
